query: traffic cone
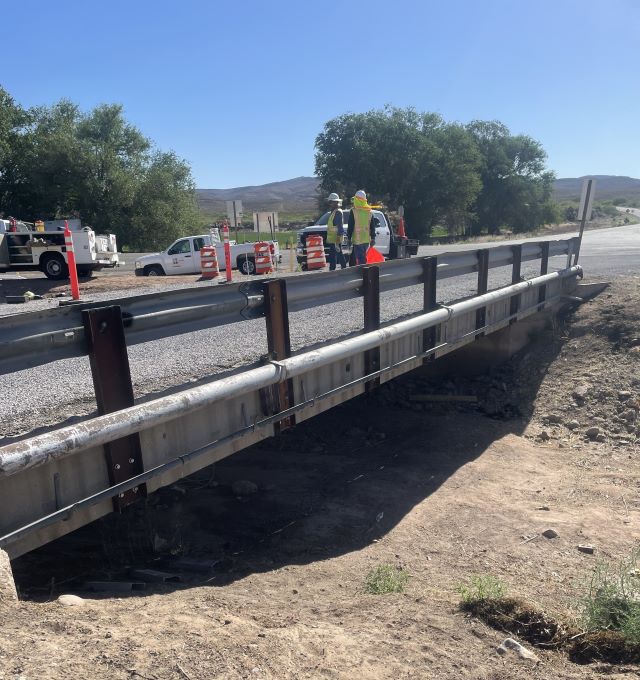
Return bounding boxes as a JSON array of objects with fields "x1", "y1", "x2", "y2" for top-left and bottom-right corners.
[{"x1": 397, "y1": 217, "x2": 406, "y2": 238}]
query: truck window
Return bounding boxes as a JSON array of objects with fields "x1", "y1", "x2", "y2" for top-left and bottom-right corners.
[
  {"x1": 168, "y1": 239, "x2": 191, "y2": 255},
  {"x1": 193, "y1": 238, "x2": 205, "y2": 251},
  {"x1": 372, "y1": 211, "x2": 387, "y2": 228}
]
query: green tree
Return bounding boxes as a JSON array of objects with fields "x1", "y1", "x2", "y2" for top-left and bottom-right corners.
[
  {"x1": 314, "y1": 106, "x2": 482, "y2": 239},
  {"x1": 0, "y1": 87, "x2": 32, "y2": 215},
  {"x1": 466, "y1": 121, "x2": 556, "y2": 234},
  {"x1": 129, "y1": 151, "x2": 199, "y2": 250},
  {"x1": 0, "y1": 87, "x2": 198, "y2": 249}
]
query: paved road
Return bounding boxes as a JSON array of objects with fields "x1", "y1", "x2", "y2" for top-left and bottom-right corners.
[{"x1": 1, "y1": 224, "x2": 638, "y2": 440}]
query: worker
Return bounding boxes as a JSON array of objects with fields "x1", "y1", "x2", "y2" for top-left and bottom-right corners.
[
  {"x1": 325, "y1": 192, "x2": 346, "y2": 270},
  {"x1": 347, "y1": 190, "x2": 378, "y2": 265}
]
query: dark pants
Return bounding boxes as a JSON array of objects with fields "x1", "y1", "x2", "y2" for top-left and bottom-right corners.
[
  {"x1": 328, "y1": 243, "x2": 346, "y2": 270},
  {"x1": 352, "y1": 243, "x2": 368, "y2": 265}
]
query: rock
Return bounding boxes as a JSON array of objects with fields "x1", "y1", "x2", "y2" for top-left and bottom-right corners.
[
  {"x1": 231, "y1": 480, "x2": 258, "y2": 496},
  {"x1": 0, "y1": 548, "x2": 18, "y2": 607},
  {"x1": 496, "y1": 637, "x2": 540, "y2": 663},
  {"x1": 542, "y1": 529, "x2": 559, "y2": 539},
  {"x1": 572, "y1": 384, "x2": 591, "y2": 403},
  {"x1": 539, "y1": 430, "x2": 551, "y2": 442},
  {"x1": 618, "y1": 391, "x2": 633, "y2": 400},
  {"x1": 536, "y1": 506, "x2": 551, "y2": 511},
  {"x1": 585, "y1": 426, "x2": 601, "y2": 440},
  {"x1": 58, "y1": 594, "x2": 85, "y2": 607},
  {"x1": 577, "y1": 545, "x2": 595, "y2": 554},
  {"x1": 595, "y1": 434, "x2": 607, "y2": 443},
  {"x1": 622, "y1": 409, "x2": 637, "y2": 423},
  {"x1": 566, "y1": 420, "x2": 580, "y2": 430},
  {"x1": 544, "y1": 414, "x2": 563, "y2": 424}
]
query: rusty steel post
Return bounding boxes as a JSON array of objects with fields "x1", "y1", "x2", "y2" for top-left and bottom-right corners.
[
  {"x1": 263, "y1": 279, "x2": 295, "y2": 431},
  {"x1": 475, "y1": 249, "x2": 490, "y2": 336},
  {"x1": 509, "y1": 244, "x2": 522, "y2": 323},
  {"x1": 422, "y1": 256, "x2": 438, "y2": 363},
  {"x1": 362, "y1": 266, "x2": 380, "y2": 390},
  {"x1": 83, "y1": 306, "x2": 146, "y2": 510},
  {"x1": 538, "y1": 241, "x2": 550, "y2": 308}
]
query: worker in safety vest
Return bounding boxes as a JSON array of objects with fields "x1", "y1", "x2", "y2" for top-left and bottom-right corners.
[
  {"x1": 347, "y1": 190, "x2": 378, "y2": 265},
  {"x1": 326, "y1": 192, "x2": 346, "y2": 270}
]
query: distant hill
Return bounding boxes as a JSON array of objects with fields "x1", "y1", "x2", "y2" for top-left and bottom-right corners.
[
  {"x1": 553, "y1": 175, "x2": 640, "y2": 202},
  {"x1": 196, "y1": 174, "x2": 640, "y2": 216},
  {"x1": 197, "y1": 176, "x2": 320, "y2": 216}
]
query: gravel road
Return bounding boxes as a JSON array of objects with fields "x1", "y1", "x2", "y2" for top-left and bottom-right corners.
[{"x1": 1, "y1": 223, "x2": 637, "y2": 439}]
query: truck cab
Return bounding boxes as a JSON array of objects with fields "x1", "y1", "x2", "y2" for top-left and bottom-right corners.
[{"x1": 296, "y1": 209, "x2": 417, "y2": 266}]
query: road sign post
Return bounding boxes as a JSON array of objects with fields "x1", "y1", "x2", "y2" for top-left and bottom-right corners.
[
  {"x1": 575, "y1": 179, "x2": 595, "y2": 265},
  {"x1": 226, "y1": 200, "x2": 243, "y2": 243}
]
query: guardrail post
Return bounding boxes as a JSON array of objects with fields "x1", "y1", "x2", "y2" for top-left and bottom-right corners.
[
  {"x1": 83, "y1": 306, "x2": 146, "y2": 511},
  {"x1": 263, "y1": 279, "x2": 295, "y2": 431},
  {"x1": 422, "y1": 256, "x2": 438, "y2": 363},
  {"x1": 475, "y1": 249, "x2": 490, "y2": 337},
  {"x1": 538, "y1": 241, "x2": 550, "y2": 308},
  {"x1": 362, "y1": 266, "x2": 380, "y2": 390},
  {"x1": 509, "y1": 245, "x2": 522, "y2": 323}
]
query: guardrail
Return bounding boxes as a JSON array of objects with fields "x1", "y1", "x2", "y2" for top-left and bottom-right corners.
[
  {"x1": 0, "y1": 260, "x2": 582, "y2": 558},
  {"x1": 0, "y1": 237, "x2": 578, "y2": 376}
]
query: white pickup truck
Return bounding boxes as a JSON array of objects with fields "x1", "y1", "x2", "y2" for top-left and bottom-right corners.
[{"x1": 134, "y1": 233, "x2": 281, "y2": 276}]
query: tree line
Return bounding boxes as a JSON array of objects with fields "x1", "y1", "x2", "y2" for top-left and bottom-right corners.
[
  {"x1": 0, "y1": 87, "x2": 198, "y2": 250},
  {"x1": 314, "y1": 106, "x2": 559, "y2": 238}
]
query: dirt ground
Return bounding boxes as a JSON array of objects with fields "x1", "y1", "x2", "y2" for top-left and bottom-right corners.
[{"x1": 2, "y1": 278, "x2": 640, "y2": 679}]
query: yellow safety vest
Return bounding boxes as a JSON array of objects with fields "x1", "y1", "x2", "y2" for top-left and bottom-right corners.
[
  {"x1": 352, "y1": 206, "x2": 371, "y2": 245},
  {"x1": 326, "y1": 209, "x2": 342, "y2": 244}
]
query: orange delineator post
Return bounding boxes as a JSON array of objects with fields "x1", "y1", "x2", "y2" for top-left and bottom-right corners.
[
  {"x1": 222, "y1": 223, "x2": 232, "y2": 283},
  {"x1": 64, "y1": 220, "x2": 81, "y2": 300},
  {"x1": 397, "y1": 217, "x2": 406, "y2": 238}
]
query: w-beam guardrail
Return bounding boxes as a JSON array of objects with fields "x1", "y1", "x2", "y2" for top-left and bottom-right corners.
[
  {"x1": 0, "y1": 238, "x2": 577, "y2": 376},
  {"x1": 0, "y1": 237, "x2": 581, "y2": 559}
]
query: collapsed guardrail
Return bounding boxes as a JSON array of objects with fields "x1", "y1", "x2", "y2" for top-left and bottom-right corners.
[{"x1": 0, "y1": 237, "x2": 581, "y2": 559}]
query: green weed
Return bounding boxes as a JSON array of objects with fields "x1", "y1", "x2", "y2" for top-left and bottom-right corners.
[
  {"x1": 365, "y1": 564, "x2": 409, "y2": 594},
  {"x1": 458, "y1": 574, "x2": 506, "y2": 605},
  {"x1": 581, "y1": 549, "x2": 640, "y2": 645}
]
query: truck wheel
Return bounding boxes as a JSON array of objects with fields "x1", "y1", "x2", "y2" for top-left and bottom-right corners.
[
  {"x1": 144, "y1": 265, "x2": 165, "y2": 276},
  {"x1": 238, "y1": 257, "x2": 256, "y2": 275},
  {"x1": 77, "y1": 267, "x2": 93, "y2": 278},
  {"x1": 41, "y1": 253, "x2": 69, "y2": 280}
]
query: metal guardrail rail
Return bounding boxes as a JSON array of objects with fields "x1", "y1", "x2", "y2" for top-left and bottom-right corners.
[
  {"x1": 0, "y1": 259, "x2": 582, "y2": 558},
  {"x1": 0, "y1": 237, "x2": 577, "y2": 375}
]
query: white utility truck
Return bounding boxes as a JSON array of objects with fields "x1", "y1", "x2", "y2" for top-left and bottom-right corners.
[
  {"x1": 135, "y1": 232, "x2": 281, "y2": 276},
  {"x1": 0, "y1": 218, "x2": 120, "y2": 279}
]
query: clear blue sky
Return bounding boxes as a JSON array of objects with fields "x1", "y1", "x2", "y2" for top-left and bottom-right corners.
[{"x1": 3, "y1": 0, "x2": 638, "y2": 188}]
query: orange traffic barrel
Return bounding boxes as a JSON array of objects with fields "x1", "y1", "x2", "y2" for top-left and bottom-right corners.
[
  {"x1": 254, "y1": 241, "x2": 273, "y2": 275},
  {"x1": 200, "y1": 245, "x2": 219, "y2": 279},
  {"x1": 305, "y1": 235, "x2": 326, "y2": 270}
]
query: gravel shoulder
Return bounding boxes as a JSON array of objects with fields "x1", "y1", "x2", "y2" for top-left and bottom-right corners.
[{"x1": 2, "y1": 277, "x2": 640, "y2": 679}]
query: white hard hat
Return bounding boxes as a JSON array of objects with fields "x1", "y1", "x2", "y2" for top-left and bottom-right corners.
[
  {"x1": 327, "y1": 192, "x2": 342, "y2": 203},
  {"x1": 355, "y1": 190, "x2": 367, "y2": 200}
]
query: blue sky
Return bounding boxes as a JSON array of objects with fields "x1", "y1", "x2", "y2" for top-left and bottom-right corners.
[{"x1": 3, "y1": 0, "x2": 638, "y2": 188}]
